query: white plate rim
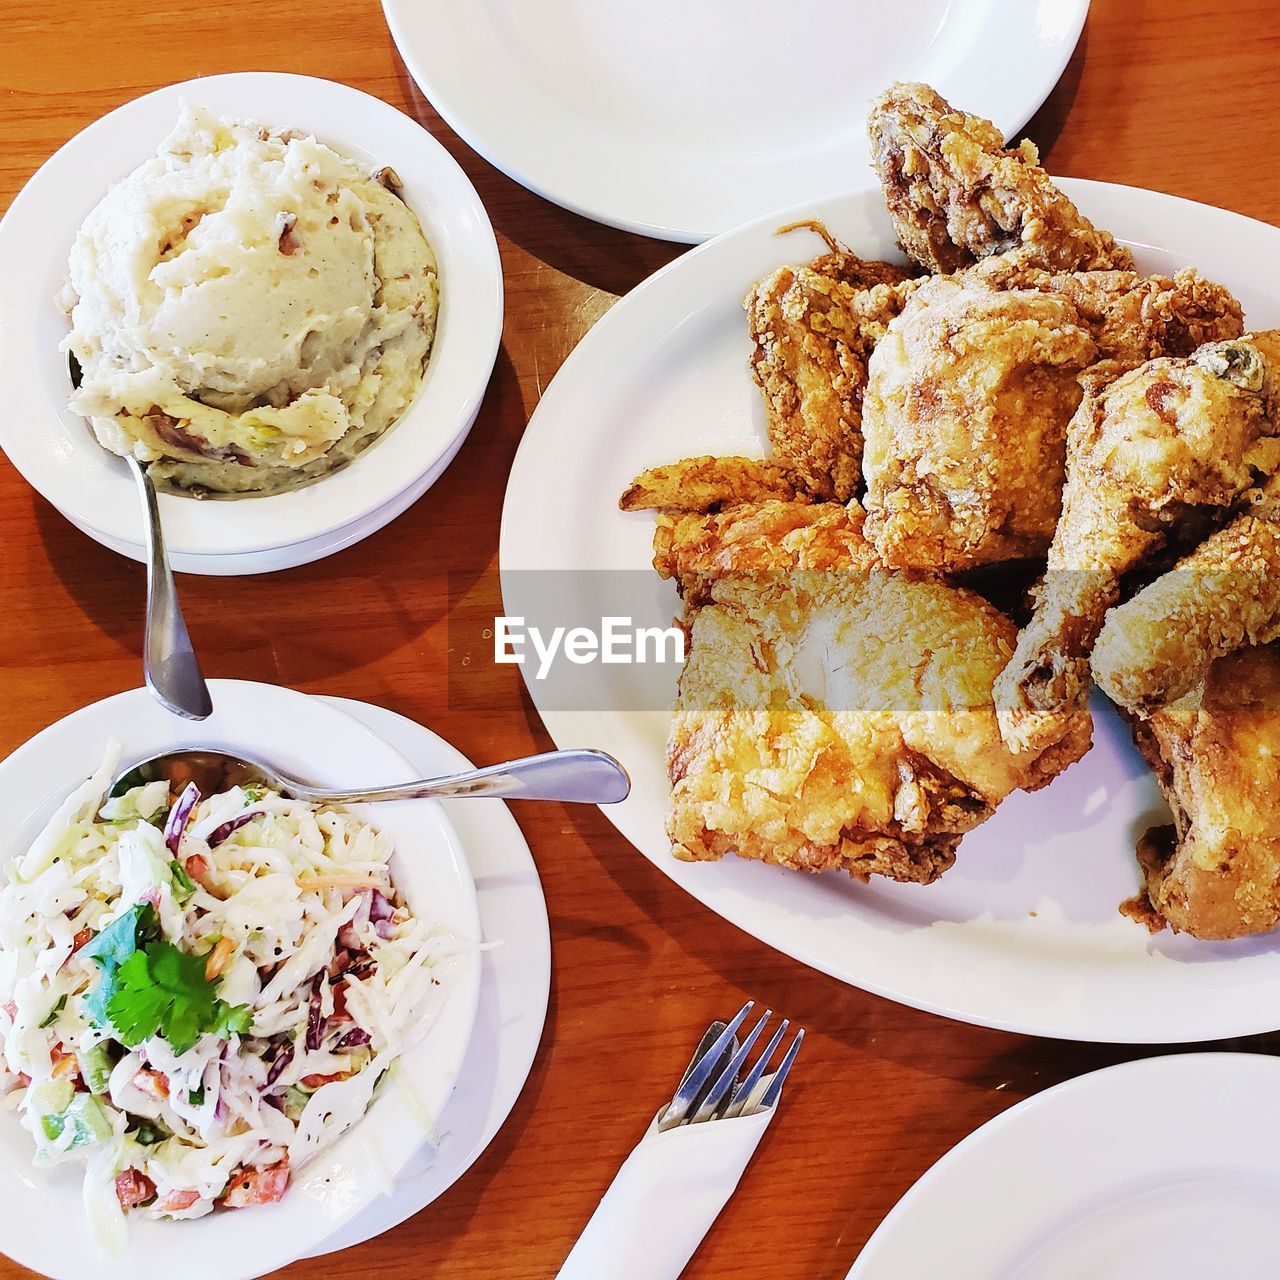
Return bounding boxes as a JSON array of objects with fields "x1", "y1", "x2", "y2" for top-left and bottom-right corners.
[
  {"x1": 498, "y1": 178, "x2": 1280, "y2": 1044},
  {"x1": 0, "y1": 679, "x2": 481, "y2": 1280},
  {"x1": 304, "y1": 694, "x2": 550, "y2": 1256},
  {"x1": 382, "y1": 0, "x2": 1089, "y2": 242},
  {"x1": 0, "y1": 72, "x2": 503, "y2": 561},
  {"x1": 847, "y1": 1052, "x2": 1280, "y2": 1278}
]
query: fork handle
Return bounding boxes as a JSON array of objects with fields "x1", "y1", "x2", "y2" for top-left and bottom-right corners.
[{"x1": 557, "y1": 1105, "x2": 775, "y2": 1280}]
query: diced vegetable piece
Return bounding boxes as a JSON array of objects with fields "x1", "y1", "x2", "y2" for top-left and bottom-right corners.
[
  {"x1": 43, "y1": 1094, "x2": 112, "y2": 1148},
  {"x1": 163, "y1": 783, "x2": 200, "y2": 855},
  {"x1": 115, "y1": 1168, "x2": 156, "y2": 1209},
  {"x1": 155, "y1": 1189, "x2": 200, "y2": 1214},
  {"x1": 221, "y1": 1158, "x2": 290, "y2": 1208},
  {"x1": 77, "y1": 1042, "x2": 114, "y2": 1095}
]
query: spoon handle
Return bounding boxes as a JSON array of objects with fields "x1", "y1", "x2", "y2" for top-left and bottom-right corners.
[
  {"x1": 289, "y1": 748, "x2": 630, "y2": 805},
  {"x1": 129, "y1": 456, "x2": 213, "y2": 721}
]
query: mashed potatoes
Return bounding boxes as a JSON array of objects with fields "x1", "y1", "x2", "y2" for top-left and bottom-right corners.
[{"x1": 61, "y1": 105, "x2": 438, "y2": 496}]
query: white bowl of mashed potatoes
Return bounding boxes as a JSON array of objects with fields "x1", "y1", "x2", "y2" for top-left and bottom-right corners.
[{"x1": 0, "y1": 74, "x2": 502, "y2": 574}]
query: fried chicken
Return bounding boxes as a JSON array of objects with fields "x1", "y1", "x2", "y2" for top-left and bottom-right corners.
[
  {"x1": 858, "y1": 269, "x2": 1244, "y2": 572},
  {"x1": 994, "y1": 335, "x2": 1280, "y2": 754},
  {"x1": 1124, "y1": 643, "x2": 1280, "y2": 939},
  {"x1": 1093, "y1": 495, "x2": 1280, "y2": 714},
  {"x1": 1011, "y1": 267, "x2": 1244, "y2": 367},
  {"x1": 668, "y1": 556, "x2": 1090, "y2": 884},
  {"x1": 745, "y1": 222, "x2": 916, "y2": 501},
  {"x1": 619, "y1": 455, "x2": 809, "y2": 513},
  {"x1": 867, "y1": 82, "x2": 1134, "y2": 277},
  {"x1": 861, "y1": 274, "x2": 1098, "y2": 570},
  {"x1": 652, "y1": 498, "x2": 871, "y2": 602}
]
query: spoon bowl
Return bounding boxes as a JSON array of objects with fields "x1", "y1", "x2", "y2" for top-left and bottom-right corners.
[{"x1": 113, "y1": 744, "x2": 631, "y2": 805}]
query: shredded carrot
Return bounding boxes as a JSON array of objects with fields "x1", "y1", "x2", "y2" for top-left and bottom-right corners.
[{"x1": 204, "y1": 936, "x2": 237, "y2": 982}]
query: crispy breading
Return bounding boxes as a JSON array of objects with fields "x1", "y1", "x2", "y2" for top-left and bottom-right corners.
[
  {"x1": 995, "y1": 336, "x2": 1280, "y2": 754},
  {"x1": 652, "y1": 499, "x2": 874, "y2": 601},
  {"x1": 861, "y1": 274, "x2": 1097, "y2": 570},
  {"x1": 867, "y1": 82, "x2": 1134, "y2": 277},
  {"x1": 745, "y1": 224, "x2": 916, "y2": 501},
  {"x1": 1010, "y1": 267, "x2": 1245, "y2": 365},
  {"x1": 619, "y1": 455, "x2": 808, "y2": 513},
  {"x1": 669, "y1": 563, "x2": 1091, "y2": 883},
  {"x1": 1093, "y1": 499, "x2": 1280, "y2": 714},
  {"x1": 1124, "y1": 643, "x2": 1280, "y2": 939}
]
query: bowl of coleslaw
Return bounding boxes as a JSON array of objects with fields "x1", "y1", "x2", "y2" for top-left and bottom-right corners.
[{"x1": 0, "y1": 680, "x2": 481, "y2": 1280}]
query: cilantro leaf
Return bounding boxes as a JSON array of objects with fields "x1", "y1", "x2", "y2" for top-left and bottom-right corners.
[
  {"x1": 82, "y1": 903, "x2": 159, "y2": 1030},
  {"x1": 105, "y1": 940, "x2": 253, "y2": 1056},
  {"x1": 82, "y1": 903, "x2": 157, "y2": 970},
  {"x1": 212, "y1": 1000, "x2": 253, "y2": 1040}
]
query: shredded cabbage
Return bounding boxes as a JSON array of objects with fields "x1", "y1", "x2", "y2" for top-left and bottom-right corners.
[{"x1": 0, "y1": 753, "x2": 465, "y2": 1224}]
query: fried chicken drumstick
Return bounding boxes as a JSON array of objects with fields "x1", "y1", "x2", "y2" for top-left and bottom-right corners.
[
  {"x1": 1093, "y1": 494, "x2": 1280, "y2": 715},
  {"x1": 995, "y1": 335, "x2": 1280, "y2": 754}
]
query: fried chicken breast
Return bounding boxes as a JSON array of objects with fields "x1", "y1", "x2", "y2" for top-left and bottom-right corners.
[
  {"x1": 861, "y1": 274, "x2": 1098, "y2": 570},
  {"x1": 669, "y1": 563, "x2": 1090, "y2": 883},
  {"x1": 1124, "y1": 643, "x2": 1280, "y2": 939}
]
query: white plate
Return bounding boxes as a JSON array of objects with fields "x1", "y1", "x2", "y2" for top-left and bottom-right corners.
[
  {"x1": 304, "y1": 695, "x2": 549, "y2": 1256},
  {"x1": 0, "y1": 680, "x2": 481, "y2": 1280},
  {"x1": 499, "y1": 182, "x2": 1280, "y2": 1043},
  {"x1": 848, "y1": 1053, "x2": 1280, "y2": 1278},
  {"x1": 382, "y1": 0, "x2": 1088, "y2": 242},
  {"x1": 0, "y1": 73, "x2": 503, "y2": 575}
]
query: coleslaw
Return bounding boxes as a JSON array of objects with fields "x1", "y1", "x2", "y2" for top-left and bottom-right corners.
[{"x1": 0, "y1": 746, "x2": 463, "y2": 1231}]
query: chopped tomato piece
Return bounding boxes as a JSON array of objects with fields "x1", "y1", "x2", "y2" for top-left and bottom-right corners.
[
  {"x1": 331, "y1": 979, "x2": 350, "y2": 1019},
  {"x1": 221, "y1": 1158, "x2": 290, "y2": 1208},
  {"x1": 115, "y1": 1169, "x2": 156, "y2": 1209},
  {"x1": 185, "y1": 854, "x2": 210, "y2": 882},
  {"x1": 155, "y1": 1189, "x2": 201, "y2": 1214},
  {"x1": 71, "y1": 927, "x2": 94, "y2": 953},
  {"x1": 134, "y1": 1068, "x2": 170, "y2": 1099}
]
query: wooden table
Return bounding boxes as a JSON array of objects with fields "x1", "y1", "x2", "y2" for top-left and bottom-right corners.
[{"x1": 3, "y1": 1, "x2": 1279, "y2": 1275}]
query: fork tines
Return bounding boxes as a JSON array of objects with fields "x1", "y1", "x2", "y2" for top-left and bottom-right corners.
[{"x1": 660, "y1": 1001, "x2": 804, "y2": 1130}]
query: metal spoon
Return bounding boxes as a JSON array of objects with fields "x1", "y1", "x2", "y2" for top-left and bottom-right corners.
[
  {"x1": 111, "y1": 745, "x2": 631, "y2": 805},
  {"x1": 70, "y1": 353, "x2": 212, "y2": 720}
]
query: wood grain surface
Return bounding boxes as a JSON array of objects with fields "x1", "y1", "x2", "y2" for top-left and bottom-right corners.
[{"x1": 2, "y1": 1, "x2": 1280, "y2": 1276}]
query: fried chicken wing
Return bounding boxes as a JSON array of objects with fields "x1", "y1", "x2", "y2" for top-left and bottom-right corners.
[
  {"x1": 1123, "y1": 643, "x2": 1280, "y2": 939},
  {"x1": 867, "y1": 82, "x2": 1134, "y2": 277},
  {"x1": 619, "y1": 455, "x2": 808, "y2": 513},
  {"x1": 669, "y1": 560, "x2": 1090, "y2": 884},
  {"x1": 652, "y1": 499, "x2": 873, "y2": 602},
  {"x1": 745, "y1": 226, "x2": 916, "y2": 501},
  {"x1": 861, "y1": 274, "x2": 1098, "y2": 570},
  {"x1": 1013, "y1": 267, "x2": 1244, "y2": 366},
  {"x1": 995, "y1": 336, "x2": 1280, "y2": 754},
  {"x1": 1093, "y1": 496, "x2": 1280, "y2": 714}
]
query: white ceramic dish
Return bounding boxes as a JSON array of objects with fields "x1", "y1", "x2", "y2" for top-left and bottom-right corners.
[
  {"x1": 0, "y1": 680, "x2": 481, "y2": 1280},
  {"x1": 382, "y1": 0, "x2": 1089, "y2": 242},
  {"x1": 848, "y1": 1053, "x2": 1280, "y2": 1278},
  {"x1": 304, "y1": 695, "x2": 549, "y2": 1257},
  {"x1": 499, "y1": 181, "x2": 1280, "y2": 1044},
  {"x1": 0, "y1": 73, "x2": 503, "y2": 575}
]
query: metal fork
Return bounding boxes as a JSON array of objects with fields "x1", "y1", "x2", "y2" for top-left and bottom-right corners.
[{"x1": 657, "y1": 1001, "x2": 804, "y2": 1132}]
